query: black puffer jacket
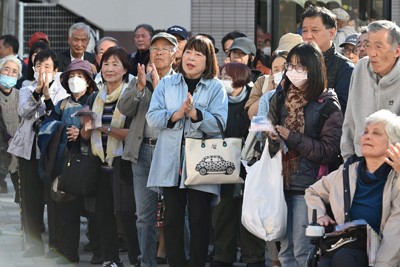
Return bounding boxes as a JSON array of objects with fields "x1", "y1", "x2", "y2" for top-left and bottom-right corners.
[
  {"x1": 323, "y1": 44, "x2": 354, "y2": 115},
  {"x1": 268, "y1": 88, "x2": 343, "y2": 191}
]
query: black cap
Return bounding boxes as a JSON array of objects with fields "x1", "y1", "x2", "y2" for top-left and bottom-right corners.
[
  {"x1": 167, "y1": 25, "x2": 189, "y2": 40},
  {"x1": 197, "y1": 33, "x2": 219, "y2": 54}
]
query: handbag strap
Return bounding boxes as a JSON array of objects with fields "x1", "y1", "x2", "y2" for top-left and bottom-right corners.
[
  {"x1": 342, "y1": 155, "x2": 362, "y2": 222},
  {"x1": 200, "y1": 116, "x2": 227, "y2": 147}
]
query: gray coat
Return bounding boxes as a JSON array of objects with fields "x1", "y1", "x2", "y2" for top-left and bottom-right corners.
[
  {"x1": 7, "y1": 80, "x2": 68, "y2": 160},
  {"x1": 118, "y1": 70, "x2": 174, "y2": 163}
]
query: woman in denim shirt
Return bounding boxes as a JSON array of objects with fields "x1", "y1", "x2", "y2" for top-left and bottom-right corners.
[{"x1": 146, "y1": 36, "x2": 228, "y2": 267}]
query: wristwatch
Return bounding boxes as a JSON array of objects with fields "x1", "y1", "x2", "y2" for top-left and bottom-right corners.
[{"x1": 107, "y1": 126, "x2": 111, "y2": 134}]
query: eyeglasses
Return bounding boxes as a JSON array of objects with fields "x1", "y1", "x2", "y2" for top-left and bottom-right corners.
[
  {"x1": 284, "y1": 62, "x2": 306, "y2": 73},
  {"x1": 149, "y1": 47, "x2": 174, "y2": 54},
  {"x1": 342, "y1": 47, "x2": 357, "y2": 55}
]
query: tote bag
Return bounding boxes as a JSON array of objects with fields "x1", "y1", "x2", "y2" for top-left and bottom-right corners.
[
  {"x1": 58, "y1": 151, "x2": 101, "y2": 197},
  {"x1": 241, "y1": 139, "x2": 287, "y2": 241},
  {"x1": 185, "y1": 117, "x2": 243, "y2": 186}
]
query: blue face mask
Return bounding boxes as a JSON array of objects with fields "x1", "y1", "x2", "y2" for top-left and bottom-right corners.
[{"x1": 0, "y1": 74, "x2": 17, "y2": 89}]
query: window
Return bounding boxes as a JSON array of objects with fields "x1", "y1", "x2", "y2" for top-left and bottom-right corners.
[{"x1": 256, "y1": 0, "x2": 389, "y2": 51}]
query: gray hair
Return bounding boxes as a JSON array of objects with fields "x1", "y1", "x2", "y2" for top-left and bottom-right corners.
[
  {"x1": 365, "y1": 109, "x2": 400, "y2": 144},
  {"x1": 95, "y1": 36, "x2": 119, "y2": 54},
  {"x1": 367, "y1": 20, "x2": 400, "y2": 50},
  {"x1": 0, "y1": 55, "x2": 22, "y2": 78},
  {"x1": 68, "y1": 22, "x2": 91, "y2": 38},
  {"x1": 359, "y1": 26, "x2": 368, "y2": 35}
]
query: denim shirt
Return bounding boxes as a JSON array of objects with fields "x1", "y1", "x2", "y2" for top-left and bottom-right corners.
[{"x1": 146, "y1": 73, "x2": 228, "y2": 197}]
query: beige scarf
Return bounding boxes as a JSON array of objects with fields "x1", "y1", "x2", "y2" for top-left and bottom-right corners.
[
  {"x1": 282, "y1": 85, "x2": 308, "y2": 188},
  {"x1": 91, "y1": 83, "x2": 126, "y2": 166}
]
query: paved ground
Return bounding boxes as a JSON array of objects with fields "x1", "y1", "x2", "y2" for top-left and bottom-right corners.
[
  {"x1": 0, "y1": 176, "x2": 250, "y2": 267},
  {"x1": 0, "y1": 175, "x2": 164, "y2": 267}
]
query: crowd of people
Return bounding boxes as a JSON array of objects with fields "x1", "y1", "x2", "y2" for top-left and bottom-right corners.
[{"x1": 0, "y1": 3, "x2": 400, "y2": 267}]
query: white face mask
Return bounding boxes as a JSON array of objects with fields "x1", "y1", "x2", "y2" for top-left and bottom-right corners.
[
  {"x1": 262, "y1": 47, "x2": 271, "y2": 56},
  {"x1": 220, "y1": 80, "x2": 234, "y2": 95},
  {"x1": 34, "y1": 71, "x2": 54, "y2": 83},
  {"x1": 68, "y1": 76, "x2": 87, "y2": 94},
  {"x1": 273, "y1": 71, "x2": 284, "y2": 86},
  {"x1": 285, "y1": 69, "x2": 308, "y2": 88}
]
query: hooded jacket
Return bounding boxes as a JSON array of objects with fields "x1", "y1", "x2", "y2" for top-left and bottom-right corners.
[{"x1": 341, "y1": 57, "x2": 400, "y2": 159}]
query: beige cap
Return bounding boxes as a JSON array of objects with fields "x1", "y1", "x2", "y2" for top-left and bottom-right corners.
[
  {"x1": 331, "y1": 8, "x2": 350, "y2": 21},
  {"x1": 275, "y1": 33, "x2": 303, "y2": 52}
]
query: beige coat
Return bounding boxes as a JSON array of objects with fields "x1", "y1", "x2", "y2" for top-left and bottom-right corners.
[{"x1": 305, "y1": 162, "x2": 400, "y2": 267}]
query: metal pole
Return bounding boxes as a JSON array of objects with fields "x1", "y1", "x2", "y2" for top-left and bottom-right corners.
[{"x1": 18, "y1": 2, "x2": 24, "y2": 58}]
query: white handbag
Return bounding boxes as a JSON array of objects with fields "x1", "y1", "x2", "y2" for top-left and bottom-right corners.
[{"x1": 184, "y1": 118, "x2": 243, "y2": 186}]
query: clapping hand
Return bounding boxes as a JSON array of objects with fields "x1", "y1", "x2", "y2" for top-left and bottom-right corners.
[{"x1": 35, "y1": 69, "x2": 51, "y2": 100}]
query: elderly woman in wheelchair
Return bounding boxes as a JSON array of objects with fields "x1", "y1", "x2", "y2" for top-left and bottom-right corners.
[{"x1": 305, "y1": 109, "x2": 400, "y2": 267}]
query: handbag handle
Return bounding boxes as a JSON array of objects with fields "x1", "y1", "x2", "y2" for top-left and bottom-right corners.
[{"x1": 200, "y1": 115, "x2": 227, "y2": 148}]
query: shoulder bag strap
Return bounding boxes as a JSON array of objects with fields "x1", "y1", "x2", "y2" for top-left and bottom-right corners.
[
  {"x1": 342, "y1": 155, "x2": 362, "y2": 222},
  {"x1": 343, "y1": 160, "x2": 351, "y2": 222}
]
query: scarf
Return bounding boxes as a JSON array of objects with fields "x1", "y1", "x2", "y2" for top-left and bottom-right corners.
[
  {"x1": 228, "y1": 87, "x2": 248, "y2": 103},
  {"x1": 91, "y1": 83, "x2": 126, "y2": 166},
  {"x1": 282, "y1": 85, "x2": 308, "y2": 188}
]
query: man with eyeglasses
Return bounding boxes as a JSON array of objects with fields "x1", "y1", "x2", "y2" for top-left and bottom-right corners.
[
  {"x1": 118, "y1": 32, "x2": 177, "y2": 267},
  {"x1": 301, "y1": 5, "x2": 354, "y2": 115},
  {"x1": 341, "y1": 20, "x2": 400, "y2": 160},
  {"x1": 340, "y1": 33, "x2": 360, "y2": 64}
]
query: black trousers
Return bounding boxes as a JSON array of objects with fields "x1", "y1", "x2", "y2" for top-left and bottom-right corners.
[
  {"x1": 317, "y1": 248, "x2": 368, "y2": 267},
  {"x1": 58, "y1": 197, "x2": 83, "y2": 261},
  {"x1": 19, "y1": 155, "x2": 45, "y2": 251},
  {"x1": 95, "y1": 167, "x2": 120, "y2": 262},
  {"x1": 212, "y1": 184, "x2": 265, "y2": 264},
  {"x1": 163, "y1": 187, "x2": 212, "y2": 267}
]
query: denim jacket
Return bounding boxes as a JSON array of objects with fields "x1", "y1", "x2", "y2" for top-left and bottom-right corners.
[{"x1": 146, "y1": 73, "x2": 228, "y2": 197}]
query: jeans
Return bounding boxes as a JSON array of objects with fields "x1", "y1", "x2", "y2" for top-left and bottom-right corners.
[
  {"x1": 132, "y1": 143, "x2": 158, "y2": 267},
  {"x1": 279, "y1": 194, "x2": 312, "y2": 267}
]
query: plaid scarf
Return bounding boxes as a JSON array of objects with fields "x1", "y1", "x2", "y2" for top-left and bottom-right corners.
[{"x1": 282, "y1": 85, "x2": 308, "y2": 188}]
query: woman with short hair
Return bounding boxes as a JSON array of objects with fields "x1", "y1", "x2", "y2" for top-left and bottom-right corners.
[
  {"x1": 8, "y1": 49, "x2": 68, "y2": 257},
  {"x1": 0, "y1": 55, "x2": 22, "y2": 196},
  {"x1": 80, "y1": 46, "x2": 139, "y2": 267},
  {"x1": 305, "y1": 109, "x2": 400, "y2": 267},
  {"x1": 146, "y1": 35, "x2": 228, "y2": 267}
]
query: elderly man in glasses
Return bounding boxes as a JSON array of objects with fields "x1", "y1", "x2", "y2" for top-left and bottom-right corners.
[
  {"x1": 340, "y1": 33, "x2": 360, "y2": 64},
  {"x1": 117, "y1": 32, "x2": 177, "y2": 267}
]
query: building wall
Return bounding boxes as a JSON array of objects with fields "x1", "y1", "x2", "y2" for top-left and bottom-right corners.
[
  {"x1": 1, "y1": 0, "x2": 18, "y2": 35},
  {"x1": 191, "y1": 0, "x2": 255, "y2": 65},
  {"x1": 58, "y1": 0, "x2": 191, "y2": 31},
  {"x1": 393, "y1": 0, "x2": 400, "y2": 25}
]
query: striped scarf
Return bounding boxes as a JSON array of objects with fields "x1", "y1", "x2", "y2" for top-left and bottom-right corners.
[{"x1": 91, "y1": 83, "x2": 126, "y2": 166}]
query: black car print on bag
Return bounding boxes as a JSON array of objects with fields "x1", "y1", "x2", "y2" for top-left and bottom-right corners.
[{"x1": 195, "y1": 155, "x2": 236, "y2": 175}]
